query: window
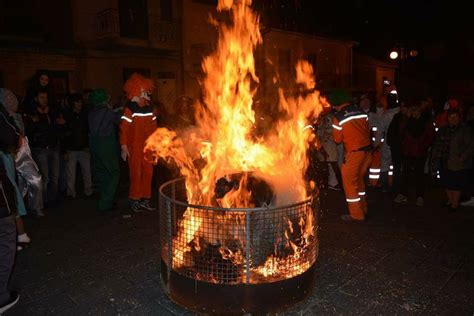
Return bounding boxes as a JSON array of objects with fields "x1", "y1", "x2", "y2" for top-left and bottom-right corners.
[
  {"x1": 118, "y1": 0, "x2": 148, "y2": 39},
  {"x1": 160, "y1": 0, "x2": 173, "y2": 21}
]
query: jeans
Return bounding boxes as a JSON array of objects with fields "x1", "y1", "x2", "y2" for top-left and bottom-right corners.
[
  {"x1": 0, "y1": 215, "x2": 16, "y2": 305},
  {"x1": 32, "y1": 147, "x2": 60, "y2": 202},
  {"x1": 66, "y1": 150, "x2": 92, "y2": 198}
]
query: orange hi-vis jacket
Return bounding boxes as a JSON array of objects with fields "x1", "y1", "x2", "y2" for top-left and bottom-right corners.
[
  {"x1": 119, "y1": 102, "x2": 157, "y2": 148},
  {"x1": 332, "y1": 104, "x2": 371, "y2": 152}
]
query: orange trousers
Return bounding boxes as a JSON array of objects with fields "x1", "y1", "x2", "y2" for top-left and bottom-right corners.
[
  {"x1": 128, "y1": 146, "x2": 153, "y2": 200},
  {"x1": 341, "y1": 151, "x2": 372, "y2": 220}
]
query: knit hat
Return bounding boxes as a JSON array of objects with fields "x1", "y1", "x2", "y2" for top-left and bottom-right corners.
[
  {"x1": 0, "y1": 88, "x2": 19, "y2": 113},
  {"x1": 89, "y1": 89, "x2": 109, "y2": 106},
  {"x1": 328, "y1": 89, "x2": 351, "y2": 107}
]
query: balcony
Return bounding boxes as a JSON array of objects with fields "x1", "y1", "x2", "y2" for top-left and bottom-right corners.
[{"x1": 96, "y1": 8, "x2": 120, "y2": 39}]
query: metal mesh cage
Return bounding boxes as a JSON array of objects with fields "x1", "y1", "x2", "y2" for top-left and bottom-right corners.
[{"x1": 159, "y1": 178, "x2": 318, "y2": 285}]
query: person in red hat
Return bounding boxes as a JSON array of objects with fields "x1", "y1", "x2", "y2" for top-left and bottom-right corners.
[
  {"x1": 330, "y1": 90, "x2": 372, "y2": 222},
  {"x1": 120, "y1": 73, "x2": 158, "y2": 212},
  {"x1": 435, "y1": 98, "x2": 463, "y2": 131}
]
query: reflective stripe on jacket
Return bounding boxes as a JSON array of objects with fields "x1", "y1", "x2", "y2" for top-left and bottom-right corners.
[{"x1": 332, "y1": 104, "x2": 371, "y2": 153}]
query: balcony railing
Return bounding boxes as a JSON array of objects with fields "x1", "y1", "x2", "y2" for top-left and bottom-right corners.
[{"x1": 96, "y1": 8, "x2": 120, "y2": 38}]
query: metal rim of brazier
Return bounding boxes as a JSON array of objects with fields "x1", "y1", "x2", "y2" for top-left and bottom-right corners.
[{"x1": 159, "y1": 177, "x2": 318, "y2": 314}]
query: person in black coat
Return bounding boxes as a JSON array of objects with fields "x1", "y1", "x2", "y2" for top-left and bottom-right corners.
[{"x1": 0, "y1": 102, "x2": 20, "y2": 313}]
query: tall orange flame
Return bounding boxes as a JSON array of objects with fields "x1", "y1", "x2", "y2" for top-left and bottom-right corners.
[{"x1": 146, "y1": 0, "x2": 323, "y2": 281}]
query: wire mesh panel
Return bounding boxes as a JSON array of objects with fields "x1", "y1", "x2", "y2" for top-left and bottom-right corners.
[{"x1": 159, "y1": 178, "x2": 318, "y2": 285}]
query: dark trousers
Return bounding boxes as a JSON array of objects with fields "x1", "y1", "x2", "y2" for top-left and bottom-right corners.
[
  {"x1": 390, "y1": 148, "x2": 402, "y2": 195},
  {"x1": 401, "y1": 155, "x2": 426, "y2": 198},
  {"x1": 32, "y1": 147, "x2": 60, "y2": 202},
  {"x1": 90, "y1": 135, "x2": 120, "y2": 211},
  {"x1": 0, "y1": 214, "x2": 16, "y2": 305}
]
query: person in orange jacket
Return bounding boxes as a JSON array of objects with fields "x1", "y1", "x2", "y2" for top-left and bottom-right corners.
[
  {"x1": 120, "y1": 73, "x2": 157, "y2": 212},
  {"x1": 330, "y1": 90, "x2": 372, "y2": 222}
]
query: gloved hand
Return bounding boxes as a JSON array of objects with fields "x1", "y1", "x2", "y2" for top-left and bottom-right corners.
[{"x1": 121, "y1": 144, "x2": 129, "y2": 162}]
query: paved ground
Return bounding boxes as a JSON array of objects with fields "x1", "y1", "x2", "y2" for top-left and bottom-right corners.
[{"x1": 5, "y1": 179, "x2": 474, "y2": 315}]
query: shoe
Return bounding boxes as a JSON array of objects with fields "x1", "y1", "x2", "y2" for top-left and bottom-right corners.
[
  {"x1": 328, "y1": 185, "x2": 341, "y2": 191},
  {"x1": 341, "y1": 214, "x2": 365, "y2": 223},
  {"x1": 448, "y1": 206, "x2": 458, "y2": 213},
  {"x1": 17, "y1": 245, "x2": 23, "y2": 251},
  {"x1": 131, "y1": 201, "x2": 144, "y2": 213},
  {"x1": 394, "y1": 194, "x2": 408, "y2": 203},
  {"x1": 35, "y1": 209, "x2": 46, "y2": 217},
  {"x1": 460, "y1": 197, "x2": 474, "y2": 207},
  {"x1": 416, "y1": 197, "x2": 424, "y2": 207},
  {"x1": 0, "y1": 291, "x2": 20, "y2": 314},
  {"x1": 139, "y1": 199, "x2": 156, "y2": 211},
  {"x1": 442, "y1": 201, "x2": 452, "y2": 208},
  {"x1": 17, "y1": 233, "x2": 31, "y2": 243}
]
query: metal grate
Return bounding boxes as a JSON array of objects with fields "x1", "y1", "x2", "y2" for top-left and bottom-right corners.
[{"x1": 159, "y1": 178, "x2": 318, "y2": 285}]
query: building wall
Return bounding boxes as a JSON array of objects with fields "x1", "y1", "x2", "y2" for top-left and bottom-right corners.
[
  {"x1": 180, "y1": 2, "x2": 354, "y2": 106},
  {"x1": 259, "y1": 29, "x2": 353, "y2": 112},
  {"x1": 0, "y1": 48, "x2": 180, "y2": 108},
  {"x1": 181, "y1": 0, "x2": 218, "y2": 98},
  {"x1": 78, "y1": 52, "x2": 180, "y2": 108},
  {"x1": 0, "y1": 50, "x2": 78, "y2": 97}
]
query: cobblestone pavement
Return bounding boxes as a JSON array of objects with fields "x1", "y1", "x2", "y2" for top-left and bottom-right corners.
[{"x1": 5, "y1": 183, "x2": 474, "y2": 315}]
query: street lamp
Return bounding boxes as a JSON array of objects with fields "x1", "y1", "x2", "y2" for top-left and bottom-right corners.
[
  {"x1": 389, "y1": 47, "x2": 418, "y2": 61},
  {"x1": 389, "y1": 46, "x2": 418, "y2": 93}
]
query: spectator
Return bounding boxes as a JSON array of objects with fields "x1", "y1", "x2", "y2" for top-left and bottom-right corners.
[
  {"x1": 432, "y1": 109, "x2": 474, "y2": 212},
  {"x1": 435, "y1": 98, "x2": 463, "y2": 130},
  {"x1": 386, "y1": 103, "x2": 408, "y2": 197},
  {"x1": 0, "y1": 103, "x2": 21, "y2": 313},
  {"x1": 82, "y1": 88, "x2": 93, "y2": 109},
  {"x1": 63, "y1": 93, "x2": 92, "y2": 199},
  {"x1": 316, "y1": 112, "x2": 342, "y2": 190},
  {"x1": 22, "y1": 71, "x2": 52, "y2": 115},
  {"x1": 120, "y1": 74, "x2": 157, "y2": 212},
  {"x1": 394, "y1": 102, "x2": 435, "y2": 206},
  {"x1": 460, "y1": 104, "x2": 474, "y2": 207},
  {"x1": 88, "y1": 89, "x2": 121, "y2": 212},
  {"x1": 26, "y1": 91, "x2": 65, "y2": 204},
  {"x1": 1, "y1": 89, "x2": 45, "y2": 218},
  {"x1": 0, "y1": 98, "x2": 31, "y2": 251}
]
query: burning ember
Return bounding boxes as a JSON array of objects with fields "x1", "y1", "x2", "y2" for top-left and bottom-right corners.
[{"x1": 147, "y1": 0, "x2": 325, "y2": 285}]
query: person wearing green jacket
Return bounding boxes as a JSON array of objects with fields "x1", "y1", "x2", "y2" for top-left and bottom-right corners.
[{"x1": 88, "y1": 89, "x2": 121, "y2": 212}]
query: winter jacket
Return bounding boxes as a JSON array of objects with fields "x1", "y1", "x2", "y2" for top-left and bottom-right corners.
[
  {"x1": 63, "y1": 109, "x2": 90, "y2": 150},
  {"x1": 26, "y1": 108, "x2": 64, "y2": 149},
  {"x1": 89, "y1": 104, "x2": 120, "y2": 137},
  {"x1": 432, "y1": 124, "x2": 474, "y2": 171},
  {"x1": 0, "y1": 103, "x2": 20, "y2": 153},
  {"x1": 400, "y1": 113, "x2": 434, "y2": 158},
  {"x1": 0, "y1": 103, "x2": 19, "y2": 217}
]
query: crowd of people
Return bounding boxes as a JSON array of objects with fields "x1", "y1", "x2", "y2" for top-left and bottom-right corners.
[
  {"x1": 0, "y1": 72, "x2": 160, "y2": 312},
  {"x1": 1, "y1": 70, "x2": 474, "y2": 312},
  {"x1": 309, "y1": 84, "x2": 474, "y2": 222}
]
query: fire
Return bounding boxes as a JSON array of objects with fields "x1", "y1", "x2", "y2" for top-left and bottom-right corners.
[{"x1": 146, "y1": 0, "x2": 323, "y2": 283}]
